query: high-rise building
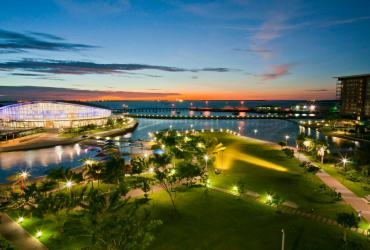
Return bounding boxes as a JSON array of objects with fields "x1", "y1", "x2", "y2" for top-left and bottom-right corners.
[{"x1": 336, "y1": 74, "x2": 370, "y2": 118}]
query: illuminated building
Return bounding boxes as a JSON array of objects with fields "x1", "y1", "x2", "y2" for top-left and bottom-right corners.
[
  {"x1": 336, "y1": 74, "x2": 370, "y2": 118},
  {"x1": 0, "y1": 101, "x2": 112, "y2": 128}
]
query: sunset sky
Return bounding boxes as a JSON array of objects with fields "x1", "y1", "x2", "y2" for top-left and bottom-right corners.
[{"x1": 1, "y1": 0, "x2": 369, "y2": 100}]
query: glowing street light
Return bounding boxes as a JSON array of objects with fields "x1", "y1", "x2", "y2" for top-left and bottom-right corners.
[
  {"x1": 36, "y1": 230, "x2": 42, "y2": 238},
  {"x1": 18, "y1": 216, "x2": 24, "y2": 223},
  {"x1": 65, "y1": 180, "x2": 73, "y2": 189},
  {"x1": 267, "y1": 194, "x2": 273, "y2": 203},
  {"x1": 254, "y1": 129, "x2": 258, "y2": 134},
  {"x1": 232, "y1": 185, "x2": 238, "y2": 192},
  {"x1": 19, "y1": 171, "x2": 30, "y2": 190},
  {"x1": 284, "y1": 135, "x2": 290, "y2": 146},
  {"x1": 341, "y1": 157, "x2": 349, "y2": 169}
]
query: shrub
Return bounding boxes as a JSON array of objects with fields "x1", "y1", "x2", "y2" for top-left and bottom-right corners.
[
  {"x1": 0, "y1": 235, "x2": 14, "y2": 250},
  {"x1": 344, "y1": 170, "x2": 362, "y2": 182},
  {"x1": 282, "y1": 148, "x2": 294, "y2": 158}
]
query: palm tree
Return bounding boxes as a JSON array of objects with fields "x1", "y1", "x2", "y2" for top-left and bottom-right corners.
[{"x1": 83, "y1": 162, "x2": 98, "y2": 188}]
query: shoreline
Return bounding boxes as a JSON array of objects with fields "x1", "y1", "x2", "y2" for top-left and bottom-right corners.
[{"x1": 0, "y1": 121, "x2": 138, "y2": 153}]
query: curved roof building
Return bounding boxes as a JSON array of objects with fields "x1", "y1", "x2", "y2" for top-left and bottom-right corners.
[{"x1": 0, "y1": 101, "x2": 112, "y2": 128}]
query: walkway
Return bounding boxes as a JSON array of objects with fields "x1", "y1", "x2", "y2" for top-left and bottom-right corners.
[
  {"x1": 294, "y1": 150, "x2": 370, "y2": 222},
  {"x1": 0, "y1": 213, "x2": 47, "y2": 250}
]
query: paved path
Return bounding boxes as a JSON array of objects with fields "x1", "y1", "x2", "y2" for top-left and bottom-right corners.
[
  {"x1": 294, "y1": 149, "x2": 370, "y2": 222},
  {"x1": 0, "y1": 213, "x2": 47, "y2": 250}
]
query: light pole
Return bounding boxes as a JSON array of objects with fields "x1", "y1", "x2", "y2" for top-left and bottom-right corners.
[
  {"x1": 341, "y1": 157, "x2": 349, "y2": 170},
  {"x1": 65, "y1": 180, "x2": 73, "y2": 197},
  {"x1": 281, "y1": 229, "x2": 285, "y2": 250},
  {"x1": 204, "y1": 155, "x2": 209, "y2": 176},
  {"x1": 20, "y1": 171, "x2": 29, "y2": 190},
  {"x1": 285, "y1": 135, "x2": 290, "y2": 147}
]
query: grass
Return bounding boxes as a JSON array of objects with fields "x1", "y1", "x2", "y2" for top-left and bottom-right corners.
[
  {"x1": 148, "y1": 188, "x2": 369, "y2": 250},
  {"x1": 8, "y1": 188, "x2": 370, "y2": 250},
  {"x1": 208, "y1": 133, "x2": 356, "y2": 219},
  {"x1": 305, "y1": 155, "x2": 370, "y2": 197},
  {"x1": 5, "y1": 132, "x2": 370, "y2": 249}
]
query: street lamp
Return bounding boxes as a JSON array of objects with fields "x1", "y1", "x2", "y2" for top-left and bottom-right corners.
[
  {"x1": 285, "y1": 135, "x2": 290, "y2": 146},
  {"x1": 18, "y1": 216, "x2": 24, "y2": 223},
  {"x1": 65, "y1": 180, "x2": 73, "y2": 189},
  {"x1": 36, "y1": 231, "x2": 43, "y2": 238},
  {"x1": 20, "y1": 171, "x2": 29, "y2": 190},
  {"x1": 341, "y1": 157, "x2": 349, "y2": 169},
  {"x1": 267, "y1": 194, "x2": 273, "y2": 203},
  {"x1": 254, "y1": 129, "x2": 258, "y2": 134},
  {"x1": 204, "y1": 155, "x2": 209, "y2": 175}
]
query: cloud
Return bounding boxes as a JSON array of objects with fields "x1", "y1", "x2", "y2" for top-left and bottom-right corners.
[
  {"x1": 306, "y1": 89, "x2": 330, "y2": 92},
  {"x1": 0, "y1": 86, "x2": 180, "y2": 101},
  {"x1": 55, "y1": 0, "x2": 130, "y2": 15},
  {"x1": 261, "y1": 63, "x2": 294, "y2": 80},
  {"x1": 0, "y1": 29, "x2": 96, "y2": 53},
  {"x1": 0, "y1": 58, "x2": 235, "y2": 75},
  {"x1": 28, "y1": 31, "x2": 64, "y2": 41},
  {"x1": 234, "y1": 48, "x2": 271, "y2": 53},
  {"x1": 253, "y1": 14, "x2": 290, "y2": 43},
  {"x1": 321, "y1": 15, "x2": 370, "y2": 27}
]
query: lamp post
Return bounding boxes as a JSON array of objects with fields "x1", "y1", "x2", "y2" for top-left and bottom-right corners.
[
  {"x1": 341, "y1": 157, "x2": 349, "y2": 170},
  {"x1": 204, "y1": 155, "x2": 209, "y2": 176},
  {"x1": 281, "y1": 229, "x2": 285, "y2": 250},
  {"x1": 65, "y1": 180, "x2": 73, "y2": 197},
  {"x1": 20, "y1": 171, "x2": 29, "y2": 190},
  {"x1": 285, "y1": 135, "x2": 290, "y2": 147}
]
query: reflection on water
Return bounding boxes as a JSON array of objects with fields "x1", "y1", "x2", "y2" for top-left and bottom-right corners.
[
  {"x1": 131, "y1": 119, "x2": 300, "y2": 144},
  {"x1": 0, "y1": 144, "x2": 95, "y2": 183}
]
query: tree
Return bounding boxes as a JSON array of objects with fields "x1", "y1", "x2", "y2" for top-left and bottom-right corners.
[
  {"x1": 336, "y1": 212, "x2": 359, "y2": 242},
  {"x1": 141, "y1": 178, "x2": 151, "y2": 200},
  {"x1": 175, "y1": 161, "x2": 201, "y2": 187},
  {"x1": 236, "y1": 179, "x2": 246, "y2": 199},
  {"x1": 77, "y1": 183, "x2": 162, "y2": 249},
  {"x1": 315, "y1": 140, "x2": 328, "y2": 164},
  {"x1": 101, "y1": 157, "x2": 126, "y2": 185},
  {"x1": 84, "y1": 202, "x2": 161, "y2": 250},
  {"x1": 131, "y1": 157, "x2": 148, "y2": 175},
  {"x1": 278, "y1": 141, "x2": 287, "y2": 149},
  {"x1": 151, "y1": 152, "x2": 177, "y2": 211}
]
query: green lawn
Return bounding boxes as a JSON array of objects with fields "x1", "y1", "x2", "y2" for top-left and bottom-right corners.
[
  {"x1": 208, "y1": 133, "x2": 355, "y2": 219},
  {"x1": 305, "y1": 155, "x2": 370, "y2": 197},
  {"x1": 6, "y1": 133, "x2": 370, "y2": 249},
  {"x1": 9, "y1": 187, "x2": 370, "y2": 250},
  {"x1": 148, "y1": 188, "x2": 369, "y2": 250}
]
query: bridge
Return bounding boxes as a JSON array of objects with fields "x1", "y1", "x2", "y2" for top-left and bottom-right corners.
[
  {"x1": 113, "y1": 106, "x2": 319, "y2": 115},
  {"x1": 126, "y1": 113, "x2": 321, "y2": 120}
]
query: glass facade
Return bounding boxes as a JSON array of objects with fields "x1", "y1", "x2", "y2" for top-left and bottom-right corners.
[{"x1": 0, "y1": 102, "x2": 112, "y2": 128}]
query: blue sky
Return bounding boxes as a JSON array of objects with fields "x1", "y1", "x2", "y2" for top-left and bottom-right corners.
[{"x1": 0, "y1": 0, "x2": 369, "y2": 100}]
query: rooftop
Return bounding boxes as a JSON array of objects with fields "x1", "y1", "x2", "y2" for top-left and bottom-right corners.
[{"x1": 335, "y1": 73, "x2": 370, "y2": 79}]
